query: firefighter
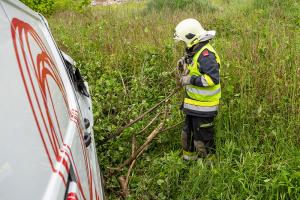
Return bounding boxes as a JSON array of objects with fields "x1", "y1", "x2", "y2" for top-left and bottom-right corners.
[{"x1": 174, "y1": 18, "x2": 221, "y2": 160}]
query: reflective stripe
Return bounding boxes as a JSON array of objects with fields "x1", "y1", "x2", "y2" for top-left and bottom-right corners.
[
  {"x1": 186, "y1": 86, "x2": 221, "y2": 96},
  {"x1": 184, "y1": 98, "x2": 219, "y2": 106},
  {"x1": 183, "y1": 154, "x2": 198, "y2": 161},
  {"x1": 184, "y1": 103, "x2": 218, "y2": 112},
  {"x1": 183, "y1": 150, "x2": 196, "y2": 156},
  {"x1": 200, "y1": 123, "x2": 213, "y2": 128},
  {"x1": 200, "y1": 76, "x2": 209, "y2": 86},
  {"x1": 203, "y1": 74, "x2": 214, "y2": 86}
]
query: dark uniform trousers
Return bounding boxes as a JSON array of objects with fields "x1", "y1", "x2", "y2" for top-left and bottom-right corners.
[{"x1": 182, "y1": 115, "x2": 215, "y2": 157}]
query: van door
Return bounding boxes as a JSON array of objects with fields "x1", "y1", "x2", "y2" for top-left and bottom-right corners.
[
  {"x1": 0, "y1": 0, "x2": 103, "y2": 199},
  {"x1": 60, "y1": 51, "x2": 105, "y2": 197},
  {"x1": 0, "y1": 3, "x2": 54, "y2": 200}
]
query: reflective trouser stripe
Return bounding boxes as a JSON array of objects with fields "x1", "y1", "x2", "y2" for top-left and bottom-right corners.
[
  {"x1": 186, "y1": 86, "x2": 221, "y2": 96},
  {"x1": 183, "y1": 150, "x2": 196, "y2": 156},
  {"x1": 183, "y1": 103, "x2": 218, "y2": 112},
  {"x1": 200, "y1": 123, "x2": 213, "y2": 128}
]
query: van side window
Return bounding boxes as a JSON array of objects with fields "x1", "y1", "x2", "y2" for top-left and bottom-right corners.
[{"x1": 61, "y1": 51, "x2": 90, "y2": 97}]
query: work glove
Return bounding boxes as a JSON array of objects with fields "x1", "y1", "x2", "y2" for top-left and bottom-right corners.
[
  {"x1": 180, "y1": 75, "x2": 191, "y2": 86},
  {"x1": 177, "y1": 57, "x2": 186, "y2": 72}
]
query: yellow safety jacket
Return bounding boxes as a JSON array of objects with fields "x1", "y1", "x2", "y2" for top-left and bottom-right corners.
[{"x1": 183, "y1": 43, "x2": 221, "y2": 113}]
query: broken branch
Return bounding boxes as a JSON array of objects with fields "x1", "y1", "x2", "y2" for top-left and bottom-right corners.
[
  {"x1": 100, "y1": 89, "x2": 178, "y2": 145},
  {"x1": 137, "y1": 111, "x2": 162, "y2": 135},
  {"x1": 117, "y1": 122, "x2": 165, "y2": 169}
]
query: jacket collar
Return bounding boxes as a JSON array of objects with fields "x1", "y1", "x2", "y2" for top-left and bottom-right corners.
[{"x1": 185, "y1": 41, "x2": 209, "y2": 57}]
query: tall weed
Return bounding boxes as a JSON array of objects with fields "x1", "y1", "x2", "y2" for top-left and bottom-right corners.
[{"x1": 147, "y1": 0, "x2": 216, "y2": 12}]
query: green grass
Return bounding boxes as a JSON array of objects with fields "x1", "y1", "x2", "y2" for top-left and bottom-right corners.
[
  {"x1": 48, "y1": 0, "x2": 300, "y2": 199},
  {"x1": 146, "y1": 0, "x2": 216, "y2": 12}
]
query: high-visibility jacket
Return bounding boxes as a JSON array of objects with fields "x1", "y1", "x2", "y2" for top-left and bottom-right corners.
[{"x1": 183, "y1": 43, "x2": 221, "y2": 114}]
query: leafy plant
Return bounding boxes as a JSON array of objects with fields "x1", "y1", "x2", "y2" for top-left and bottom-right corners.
[
  {"x1": 20, "y1": 0, "x2": 54, "y2": 15},
  {"x1": 21, "y1": 0, "x2": 92, "y2": 15}
]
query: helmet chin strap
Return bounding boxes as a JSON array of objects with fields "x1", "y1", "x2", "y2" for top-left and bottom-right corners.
[
  {"x1": 188, "y1": 38, "x2": 200, "y2": 48},
  {"x1": 186, "y1": 40, "x2": 209, "y2": 56}
]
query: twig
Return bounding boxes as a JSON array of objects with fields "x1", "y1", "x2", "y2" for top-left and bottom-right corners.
[
  {"x1": 159, "y1": 120, "x2": 184, "y2": 134},
  {"x1": 125, "y1": 160, "x2": 136, "y2": 187},
  {"x1": 118, "y1": 176, "x2": 128, "y2": 198},
  {"x1": 130, "y1": 120, "x2": 183, "y2": 172},
  {"x1": 125, "y1": 109, "x2": 167, "y2": 167},
  {"x1": 112, "y1": 109, "x2": 168, "y2": 175},
  {"x1": 131, "y1": 135, "x2": 137, "y2": 155},
  {"x1": 137, "y1": 111, "x2": 162, "y2": 135},
  {"x1": 118, "y1": 71, "x2": 128, "y2": 96},
  {"x1": 100, "y1": 89, "x2": 179, "y2": 145},
  {"x1": 118, "y1": 135, "x2": 136, "y2": 198},
  {"x1": 117, "y1": 122, "x2": 165, "y2": 170},
  {"x1": 125, "y1": 135, "x2": 137, "y2": 187}
]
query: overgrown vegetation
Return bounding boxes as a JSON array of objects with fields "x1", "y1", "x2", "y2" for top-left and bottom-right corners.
[
  {"x1": 147, "y1": 0, "x2": 216, "y2": 12},
  {"x1": 20, "y1": 0, "x2": 91, "y2": 15},
  {"x1": 20, "y1": 0, "x2": 54, "y2": 15},
  {"x1": 46, "y1": 0, "x2": 300, "y2": 199}
]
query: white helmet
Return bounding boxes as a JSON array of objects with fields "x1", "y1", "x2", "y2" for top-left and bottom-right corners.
[{"x1": 174, "y1": 18, "x2": 216, "y2": 48}]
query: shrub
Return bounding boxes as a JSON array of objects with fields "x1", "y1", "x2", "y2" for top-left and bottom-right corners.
[
  {"x1": 53, "y1": 0, "x2": 92, "y2": 12},
  {"x1": 20, "y1": 0, "x2": 92, "y2": 15},
  {"x1": 147, "y1": 0, "x2": 216, "y2": 12},
  {"x1": 20, "y1": 0, "x2": 54, "y2": 15}
]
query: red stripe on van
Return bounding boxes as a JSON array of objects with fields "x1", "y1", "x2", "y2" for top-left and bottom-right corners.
[{"x1": 11, "y1": 18, "x2": 69, "y2": 186}]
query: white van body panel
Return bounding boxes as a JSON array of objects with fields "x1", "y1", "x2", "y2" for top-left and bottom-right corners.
[{"x1": 0, "y1": 0, "x2": 104, "y2": 199}]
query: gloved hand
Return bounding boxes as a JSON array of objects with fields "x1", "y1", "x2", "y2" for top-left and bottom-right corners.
[
  {"x1": 177, "y1": 57, "x2": 186, "y2": 72},
  {"x1": 180, "y1": 75, "x2": 191, "y2": 86}
]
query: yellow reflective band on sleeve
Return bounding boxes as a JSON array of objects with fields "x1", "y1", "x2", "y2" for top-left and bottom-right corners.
[
  {"x1": 203, "y1": 74, "x2": 215, "y2": 86},
  {"x1": 184, "y1": 98, "x2": 219, "y2": 106}
]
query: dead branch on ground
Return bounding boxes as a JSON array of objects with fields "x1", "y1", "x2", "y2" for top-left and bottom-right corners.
[
  {"x1": 159, "y1": 120, "x2": 184, "y2": 134},
  {"x1": 137, "y1": 111, "x2": 162, "y2": 135},
  {"x1": 116, "y1": 121, "x2": 165, "y2": 171},
  {"x1": 100, "y1": 89, "x2": 179, "y2": 145}
]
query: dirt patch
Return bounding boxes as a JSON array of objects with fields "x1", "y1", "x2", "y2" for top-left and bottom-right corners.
[{"x1": 91, "y1": 0, "x2": 127, "y2": 6}]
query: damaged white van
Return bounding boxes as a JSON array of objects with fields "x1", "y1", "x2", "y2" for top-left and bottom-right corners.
[{"x1": 0, "y1": 0, "x2": 105, "y2": 199}]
